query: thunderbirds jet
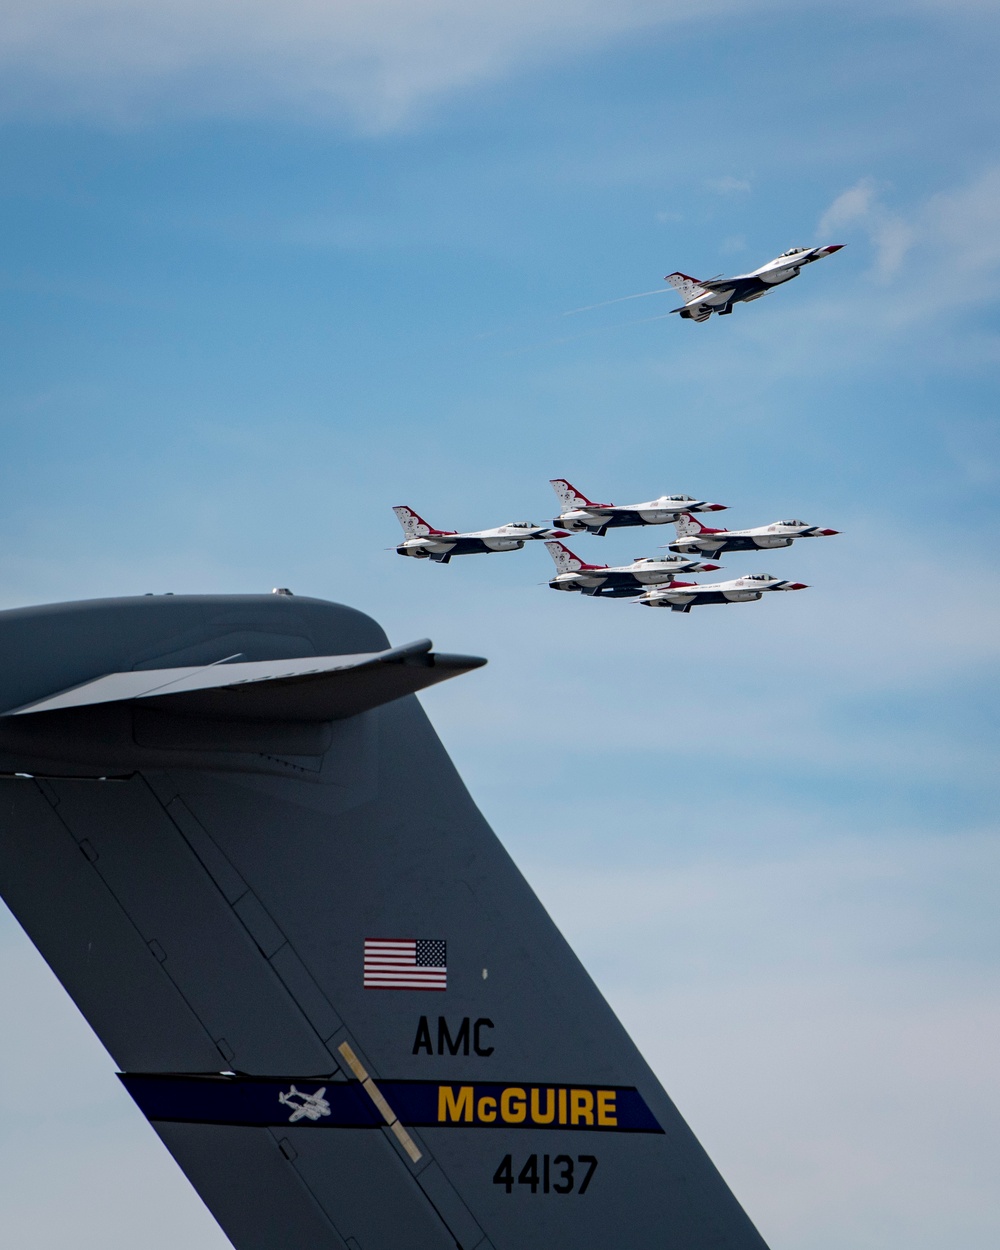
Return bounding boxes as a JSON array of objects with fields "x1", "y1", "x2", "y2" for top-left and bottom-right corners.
[
  {"x1": 0, "y1": 590, "x2": 784, "y2": 1249},
  {"x1": 669, "y1": 512, "x2": 839, "y2": 558},
  {"x1": 550, "y1": 479, "x2": 726, "y2": 536},
  {"x1": 666, "y1": 244, "x2": 843, "y2": 322},
  {"x1": 638, "y1": 573, "x2": 808, "y2": 611},
  {"x1": 393, "y1": 505, "x2": 566, "y2": 563},
  {"x1": 545, "y1": 540, "x2": 720, "y2": 597}
]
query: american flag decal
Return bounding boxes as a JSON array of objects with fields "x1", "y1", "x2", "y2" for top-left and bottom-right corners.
[{"x1": 363, "y1": 939, "x2": 447, "y2": 991}]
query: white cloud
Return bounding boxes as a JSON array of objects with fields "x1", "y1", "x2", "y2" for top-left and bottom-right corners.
[
  {"x1": 818, "y1": 167, "x2": 1000, "y2": 303},
  {"x1": 0, "y1": 0, "x2": 766, "y2": 129},
  {"x1": 818, "y1": 177, "x2": 917, "y2": 278}
]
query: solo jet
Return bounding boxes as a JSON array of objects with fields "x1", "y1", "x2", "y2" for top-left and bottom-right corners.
[
  {"x1": 550, "y1": 479, "x2": 726, "y2": 536},
  {"x1": 545, "y1": 540, "x2": 720, "y2": 598},
  {"x1": 393, "y1": 506, "x2": 567, "y2": 563},
  {"x1": 638, "y1": 573, "x2": 807, "y2": 611},
  {"x1": 666, "y1": 244, "x2": 843, "y2": 322},
  {"x1": 669, "y1": 512, "x2": 839, "y2": 558}
]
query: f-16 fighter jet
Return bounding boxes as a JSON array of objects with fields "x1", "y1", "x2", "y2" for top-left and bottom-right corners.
[
  {"x1": 550, "y1": 479, "x2": 726, "y2": 536},
  {"x1": 666, "y1": 244, "x2": 843, "y2": 322},
  {"x1": 669, "y1": 512, "x2": 839, "y2": 558},
  {"x1": 638, "y1": 572, "x2": 807, "y2": 611},
  {"x1": 393, "y1": 506, "x2": 567, "y2": 563},
  {"x1": 545, "y1": 540, "x2": 721, "y2": 598}
]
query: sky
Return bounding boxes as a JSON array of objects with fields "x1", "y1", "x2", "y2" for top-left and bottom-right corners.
[{"x1": 0, "y1": 1, "x2": 999, "y2": 1247}]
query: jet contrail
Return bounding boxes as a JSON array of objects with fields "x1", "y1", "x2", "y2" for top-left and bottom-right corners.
[
  {"x1": 562, "y1": 289, "x2": 669, "y2": 316},
  {"x1": 504, "y1": 311, "x2": 676, "y2": 356}
]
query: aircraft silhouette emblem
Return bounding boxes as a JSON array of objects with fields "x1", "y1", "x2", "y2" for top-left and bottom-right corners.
[{"x1": 278, "y1": 1085, "x2": 331, "y2": 1123}]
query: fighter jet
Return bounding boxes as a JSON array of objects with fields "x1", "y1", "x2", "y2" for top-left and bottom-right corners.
[
  {"x1": 393, "y1": 506, "x2": 567, "y2": 563},
  {"x1": 637, "y1": 573, "x2": 807, "y2": 611},
  {"x1": 550, "y1": 479, "x2": 726, "y2": 536},
  {"x1": 666, "y1": 244, "x2": 843, "y2": 322},
  {"x1": 669, "y1": 512, "x2": 839, "y2": 558},
  {"x1": 545, "y1": 540, "x2": 720, "y2": 598}
]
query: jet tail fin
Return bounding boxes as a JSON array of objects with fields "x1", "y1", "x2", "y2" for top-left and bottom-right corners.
[
  {"x1": 544, "y1": 540, "x2": 601, "y2": 574},
  {"x1": 392, "y1": 506, "x2": 447, "y2": 539},
  {"x1": 674, "y1": 511, "x2": 712, "y2": 538},
  {"x1": 0, "y1": 593, "x2": 774, "y2": 1250},
  {"x1": 549, "y1": 479, "x2": 604, "y2": 512},
  {"x1": 665, "y1": 271, "x2": 711, "y2": 302}
]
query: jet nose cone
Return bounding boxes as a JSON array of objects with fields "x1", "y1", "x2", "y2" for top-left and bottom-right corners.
[
  {"x1": 820, "y1": 528, "x2": 840, "y2": 536},
  {"x1": 788, "y1": 583, "x2": 808, "y2": 590},
  {"x1": 822, "y1": 244, "x2": 844, "y2": 254},
  {"x1": 703, "y1": 563, "x2": 722, "y2": 571},
  {"x1": 706, "y1": 503, "x2": 727, "y2": 511}
]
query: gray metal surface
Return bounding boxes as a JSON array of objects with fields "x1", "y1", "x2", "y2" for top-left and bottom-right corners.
[{"x1": 0, "y1": 594, "x2": 771, "y2": 1250}]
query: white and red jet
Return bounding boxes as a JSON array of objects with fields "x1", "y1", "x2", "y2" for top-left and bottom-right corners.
[
  {"x1": 637, "y1": 573, "x2": 807, "y2": 612},
  {"x1": 668, "y1": 512, "x2": 839, "y2": 558},
  {"x1": 666, "y1": 244, "x2": 843, "y2": 322},
  {"x1": 393, "y1": 506, "x2": 567, "y2": 564},
  {"x1": 550, "y1": 479, "x2": 726, "y2": 536},
  {"x1": 545, "y1": 540, "x2": 721, "y2": 598}
]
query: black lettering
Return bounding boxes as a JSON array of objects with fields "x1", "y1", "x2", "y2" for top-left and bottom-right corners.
[
  {"x1": 412, "y1": 1016, "x2": 433, "y2": 1056},
  {"x1": 518, "y1": 1155, "x2": 540, "y2": 1194},
  {"x1": 438, "y1": 1016, "x2": 470, "y2": 1056},
  {"x1": 552, "y1": 1154, "x2": 574, "y2": 1194},
  {"x1": 473, "y1": 1017, "x2": 494, "y2": 1057},
  {"x1": 493, "y1": 1155, "x2": 514, "y2": 1194},
  {"x1": 577, "y1": 1155, "x2": 598, "y2": 1195}
]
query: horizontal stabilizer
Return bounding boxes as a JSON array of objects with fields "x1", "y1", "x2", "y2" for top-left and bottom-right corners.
[{"x1": 3, "y1": 640, "x2": 486, "y2": 723}]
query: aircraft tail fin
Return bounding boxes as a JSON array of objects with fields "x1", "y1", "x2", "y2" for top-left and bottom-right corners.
[
  {"x1": 665, "y1": 272, "x2": 710, "y2": 303},
  {"x1": 544, "y1": 540, "x2": 599, "y2": 574},
  {"x1": 392, "y1": 506, "x2": 443, "y2": 538},
  {"x1": 549, "y1": 479, "x2": 601, "y2": 512},
  {"x1": 674, "y1": 511, "x2": 713, "y2": 537},
  {"x1": 0, "y1": 593, "x2": 775, "y2": 1250}
]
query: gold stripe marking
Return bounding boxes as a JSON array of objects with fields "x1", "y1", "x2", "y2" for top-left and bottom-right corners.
[{"x1": 337, "y1": 1040, "x2": 422, "y2": 1163}]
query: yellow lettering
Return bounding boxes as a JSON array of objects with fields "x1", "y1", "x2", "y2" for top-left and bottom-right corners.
[
  {"x1": 500, "y1": 1087, "x2": 526, "y2": 1123},
  {"x1": 558, "y1": 1087, "x2": 567, "y2": 1124},
  {"x1": 570, "y1": 1089, "x2": 594, "y2": 1126},
  {"x1": 477, "y1": 1096, "x2": 497, "y2": 1123},
  {"x1": 530, "y1": 1087, "x2": 555, "y2": 1124},
  {"x1": 596, "y1": 1089, "x2": 617, "y2": 1126},
  {"x1": 438, "y1": 1085, "x2": 473, "y2": 1123}
]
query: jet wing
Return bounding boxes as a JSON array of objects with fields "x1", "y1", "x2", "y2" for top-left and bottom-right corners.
[{"x1": 4, "y1": 640, "x2": 486, "y2": 722}]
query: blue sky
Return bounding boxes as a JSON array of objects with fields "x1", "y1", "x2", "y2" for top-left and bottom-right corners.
[{"x1": 1, "y1": 2, "x2": 998, "y2": 1247}]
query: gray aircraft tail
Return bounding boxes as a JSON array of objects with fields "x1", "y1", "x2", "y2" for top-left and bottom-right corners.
[{"x1": 0, "y1": 593, "x2": 771, "y2": 1250}]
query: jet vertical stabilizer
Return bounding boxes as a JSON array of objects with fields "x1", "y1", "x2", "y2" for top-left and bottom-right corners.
[{"x1": 0, "y1": 593, "x2": 773, "y2": 1250}]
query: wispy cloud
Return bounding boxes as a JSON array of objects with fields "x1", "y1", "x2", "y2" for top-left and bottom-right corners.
[
  {"x1": 0, "y1": 0, "x2": 764, "y2": 128},
  {"x1": 706, "y1": 175, "x2": 752, "y2": 195},
  {"x1": 818, "y1": 167, "x2": 1000, "y2": 302},
  {"x1": 818, "y1": 177, "x2": 917, "y2": 278}
]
